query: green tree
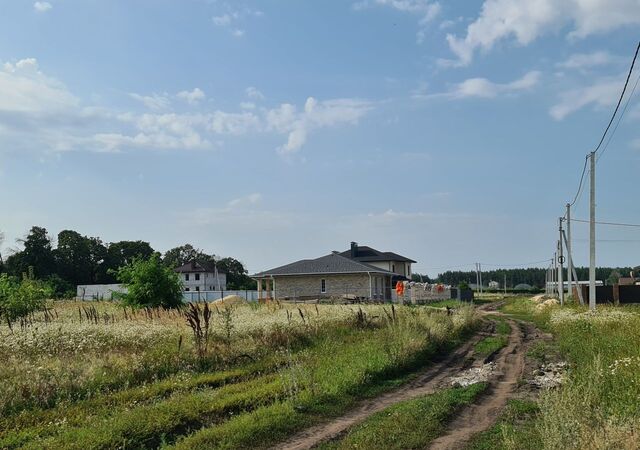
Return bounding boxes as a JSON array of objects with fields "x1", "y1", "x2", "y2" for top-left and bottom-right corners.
[
  {"x1": 162, "y1": 244, "x2": 212, "y2": 268},
  {"x1": 55, "y1": 230, "x2": 93, "y2": 285},
  {"x1": 103, "y1": 240, "x2": 155, "y2": 282},
  {"x1": 607, "y1": 270, "x2": 622, "y2": 285},
  {"x1": 115, "y1": 255, "x2": 183, "y2": 308},
  {"x1": 7, "y1": 227, "x2": 56, "y2": 278},
  {"x1": 216, "y1": 257, "x2": 256, "y2": 289}
]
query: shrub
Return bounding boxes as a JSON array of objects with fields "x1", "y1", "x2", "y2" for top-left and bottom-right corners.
[
  {"x1": 115, "y1": 254, "x2": 183, "y2": 308},
  {"x1": 0, "y1": 272, "x2": 51, "y2": 326}
]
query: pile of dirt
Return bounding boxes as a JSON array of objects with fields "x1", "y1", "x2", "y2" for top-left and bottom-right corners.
[
  {"x1": 535, "y1": 298, "x2": 559, "y2": 311},
  {"x1": 449, "y1": 363, "x2": 495, "y2": 387},
  {"x1": 528, "y1": 362, "x2": 567, "y2": 389},
  {"x1": 212, "y1": 295, "x2": 247, "y2": 307}
]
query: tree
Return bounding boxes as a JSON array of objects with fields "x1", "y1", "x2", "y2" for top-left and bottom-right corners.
[
  {"x1": 216, "y1": 257, "x2": 256, "y2": 290},
  {"x1": 115, "y1": 255, "x2": 183, "y2": 308},
  {"x1": 607, "y1": 270, "x2": 622, "y2": 286},
  {"x1": 7, "y1": 227, "x2": 56, "y2": 278},
  {"x1": 103, "y1": 240, "x2": 155, "y2": 282},
  {"x1": 55, "y1": 230, "x2": 93, "y2": 286},
  {"x1": 163, "y1": 244, "x2": 212, "y2": 268}
]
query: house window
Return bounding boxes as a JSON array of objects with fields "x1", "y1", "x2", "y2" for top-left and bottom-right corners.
[
  {"x1": 185, "y1": 288, "x2": 190, "y2": 291},
  {"x1": 195, "y1": 286, "x2": 200, "y2": 291},
  {"x1": 185, "y1": 274, "x2": 189, "y2": 281},
  {"x1": 195, "y1": 273, "x2": 200, "y2": 281},
  {"x1": 321, "y1": 279, "x2": 326, "y2": 293},
  {"x1": 392, "y1": 264, "x2": 395, "y2": 273}
]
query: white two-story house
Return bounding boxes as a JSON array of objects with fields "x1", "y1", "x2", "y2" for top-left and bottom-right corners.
[{"x1": 174, "y1": 261, "x2": 227, "y2": 292}]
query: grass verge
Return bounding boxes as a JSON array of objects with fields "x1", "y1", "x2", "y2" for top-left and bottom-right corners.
[{"x1": 320, "y1": 383, "x2": 488, "y2": 450}]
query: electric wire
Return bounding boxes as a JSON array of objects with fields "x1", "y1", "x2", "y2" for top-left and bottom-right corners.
[{"x1": 569, "y1": 218, "x2": 640, "y2": 228}]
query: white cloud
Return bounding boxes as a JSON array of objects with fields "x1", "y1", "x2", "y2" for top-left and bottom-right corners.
[
  {"x1": 557, "y1": 51, "x2": 617, "y2": 70},
  {"x1": 426, "y1": 71, "x2": 541, "y2": 99},
  {"x1": 212, "y1": 14, "x2": 232, "y2": 26},
  {"x1": 240, "y1": 101, "x2": 256, "y2": 110},
  {"x1": 444, "y1": 0, "x2": 640, "y2": 66},
  {"x1": 228, "y1": 192, "x2": 262, "y2": 207},
  {"x1": 176, "y1": 88, "x2": 205, "y2": 104},
  {"x1": 549, "y1": 75, "x2": 625, "y2": 120},
  {"x1": 0, "y1": 58, "x2": 78, "y2": 113},
  {"x1": 0, "y1": 57, "x2": 373, "y2": 156},
  {"x1": 245, "y1": 86, "x2": 265, "y2": 100},
  {"x1": 231, "y1": 29, "x2": 245, "y2": 38},
  {"x1": 33, "y1": 1, "x2": 52, "y2": 13},
  {"x1": 354, "y1": 0, "x2": 441, "y2": 43},
  {"x1": 129, "y1": 93, "x2": 171, "y2": 111},
  {"x1": 266, "y1": 97, "x2": 374, "y2": 155}
]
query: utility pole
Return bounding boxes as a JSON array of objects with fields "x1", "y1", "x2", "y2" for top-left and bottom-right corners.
[
  {"x1": 558, "y1": 223, "x2": 564, "y2": 306},
  {"x1": 562, "y1": 229, "x2": 584, "y2": 305},
  {"x1": 566, "y1": 204, "x2": 573, "y2": 301},
  {"x1": 504, "y1": 273, "x2": 507, "y2": 295},
  {"x1": 553, "y1": 252, "x2": 557, "y2": 297},
  {"x1": 475, "y1": 263, "x2": 480, "y2": 293},
  {"x1": 589, "y1": 151, "x2": 596, "y2": 310},
  {"x1": 478, "y1": 263, "x2": 483, "y2": 294}
]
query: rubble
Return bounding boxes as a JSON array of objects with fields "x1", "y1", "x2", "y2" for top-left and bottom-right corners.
[
  {"x1": 450, "y1": 363, "x2": 495, "y2": 387},
  {"x1": 528, "y1": 361, "x2": 568, "y2": 389}
]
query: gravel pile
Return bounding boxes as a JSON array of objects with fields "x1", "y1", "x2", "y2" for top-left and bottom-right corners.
[{"x1": 450, "y1": 363, "x2": 495, "y2": 387}]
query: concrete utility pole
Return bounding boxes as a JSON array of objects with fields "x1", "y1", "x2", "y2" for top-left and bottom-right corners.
[
  {"x1": 566, "y1": 204, "x2": 573, "y2": 301},
  {"x1": 562, "y1": 229, "x2": 584, "y2": 305},
  {"x1": 553, "y1": 252, "x2": 557, "y2": 296},
  {"x1": 589, "y1": 151, "x2": 596, "y2": 310},
  {"x1": 558, "y1": 223, "x2": 564, "y2": 306},
  {"x1": 478, "y1": 263, "x2": 483, "y2": 294},
  {"x1": 475, "y1": 263, "x2": 480, "y2": 293}
]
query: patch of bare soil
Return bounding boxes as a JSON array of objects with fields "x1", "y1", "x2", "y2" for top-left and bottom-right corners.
[
  {"x1": 275, "y1": 322, "x2": 494, "y2": 450},
  {"x1": 427, "y1": 318, "x2": 525, "y2": 450}
]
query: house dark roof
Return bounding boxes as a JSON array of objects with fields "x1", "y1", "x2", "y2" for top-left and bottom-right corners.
[
  {"x1": 174, "y1": 261, "x2": 225, "y2": 274},
  {"x1": 338, "y1": 244, "x2": 416, "y2": 263},
  {"x1": 251, "y1": 253, "x2": 396, "y2": 278}
]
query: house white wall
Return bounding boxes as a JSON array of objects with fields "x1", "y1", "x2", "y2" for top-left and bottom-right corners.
[
  {"x1": 366, "y1": 261, "x2": 411, "y2": 278},
  {"x1": 181, "y1": 272, "x2": 227, "y2": 291}
]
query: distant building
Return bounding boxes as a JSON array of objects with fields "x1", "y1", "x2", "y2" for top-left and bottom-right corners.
[
  {"x1": 488, "y1": 280, "x2": 500, "y2": 289},
  {"x1": 174, "y1": 261, "x2": 226, "y2": 291}
]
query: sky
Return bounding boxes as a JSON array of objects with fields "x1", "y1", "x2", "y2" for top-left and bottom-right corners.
[{"x1": 0, "y1": 0, "x2": 639, "y2": 277}]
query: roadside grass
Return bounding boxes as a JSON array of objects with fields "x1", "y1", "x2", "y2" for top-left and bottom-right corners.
[
  {"x1": 465, "y1": 399, "x2": 540, "y2": 450},
  {"x1": 3, "y1": 302, "x2": 479, "y2": 450},
  {"x1": 319, "y1": 383, "x2": 488, "y2": 450},
  {"x1": 493, "y1": 297, "x2": 640, "y2": 449}
]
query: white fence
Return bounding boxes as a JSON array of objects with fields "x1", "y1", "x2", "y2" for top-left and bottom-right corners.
[{"x1": 76, "y1": 285, "x2": 259, "y2": 303}]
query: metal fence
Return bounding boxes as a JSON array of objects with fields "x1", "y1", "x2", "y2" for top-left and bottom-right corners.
[{"x1": 182, "y1": 290, "x2": 259, "y2": 302}]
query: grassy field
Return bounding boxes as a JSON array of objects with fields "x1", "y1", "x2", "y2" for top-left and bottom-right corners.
[
  {"x1": 473, "y1": 298, "x2": 640, "y2": 450},
  {"x1": 0, "y1": 300, "x2": 478, "y2": 449}
]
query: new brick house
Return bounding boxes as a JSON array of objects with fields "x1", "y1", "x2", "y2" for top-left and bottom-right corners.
[{"x1": 251, "y1": 242, "x2": 416, "y2": 301}]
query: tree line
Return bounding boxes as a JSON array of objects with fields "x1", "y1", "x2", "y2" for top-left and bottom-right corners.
[
  {"x1": 0, "y1": 226, "x2": 256, "y2": 297},
  {"x1": 412, "y1": 266, "x2": 636, "y2": 288}
]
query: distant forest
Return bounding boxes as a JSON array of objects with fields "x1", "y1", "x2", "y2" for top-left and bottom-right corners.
[
  {"x1": 413, "y1": 267, "x2": 636, "y2": 288},
  {"x1": 0, "y1": 226, "x2": 256, "y2": 297}
]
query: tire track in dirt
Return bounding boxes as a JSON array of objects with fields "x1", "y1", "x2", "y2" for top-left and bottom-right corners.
[
  {"x1": 427, "y1": 317, "x2": 526, "y2": 450},
  {"x1": 275, "y1": 321, "x2": 495, "y2": 450}
]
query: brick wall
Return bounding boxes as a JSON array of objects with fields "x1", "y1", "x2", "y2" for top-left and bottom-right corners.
[{"x1": 273, "y1": 274, "x2": 373, "y2": 299}]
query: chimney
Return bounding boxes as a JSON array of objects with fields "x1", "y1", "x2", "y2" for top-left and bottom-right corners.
[{"x1": 350, "y1": 241, "x2": 358, "y2": 258}]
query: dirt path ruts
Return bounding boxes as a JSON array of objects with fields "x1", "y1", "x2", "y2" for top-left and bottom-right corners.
[
  {"x1": 427, "y1": 318, "x2": 526, "y2": 449},
  {"x1": 275, "y1": 323, "x2": 494, "y2": 450}
]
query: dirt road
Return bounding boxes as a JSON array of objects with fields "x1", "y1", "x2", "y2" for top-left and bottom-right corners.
[{"x1": 275, "y1": 306, "x2": 535, "y2": 450}]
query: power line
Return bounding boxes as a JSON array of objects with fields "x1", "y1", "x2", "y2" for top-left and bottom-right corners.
[
  {"x1": 480, "y1": 259, "x2": 553, "y2": 268},
  {"x1": 569, "y1": 155, "x2": 589, "y2": 208},
  {"x1": 597, "y1": 69, "x2": 640, "y2": 163},
  {"x1": 594, "y1": 41, "x2": 640, "y2": 158},
  {"x1": 570, "y1": 218, "x2": 640, "y2": 228}
]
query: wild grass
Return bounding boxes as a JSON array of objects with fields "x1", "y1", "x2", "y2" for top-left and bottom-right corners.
[
  {"x1": 320, "y1": 383, "x2": 488, "y2": 450},
  {"x1": 495, "y1": 298, "x2": 640, "y2": 450},
  {"x1": 1, "y1": 300, "x2": 478, "y2": 449}
]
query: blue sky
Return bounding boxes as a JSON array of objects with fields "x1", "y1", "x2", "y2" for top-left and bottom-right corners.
[{"x1": 1, "y1": 0, "x2": 639, "y2": 276}]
